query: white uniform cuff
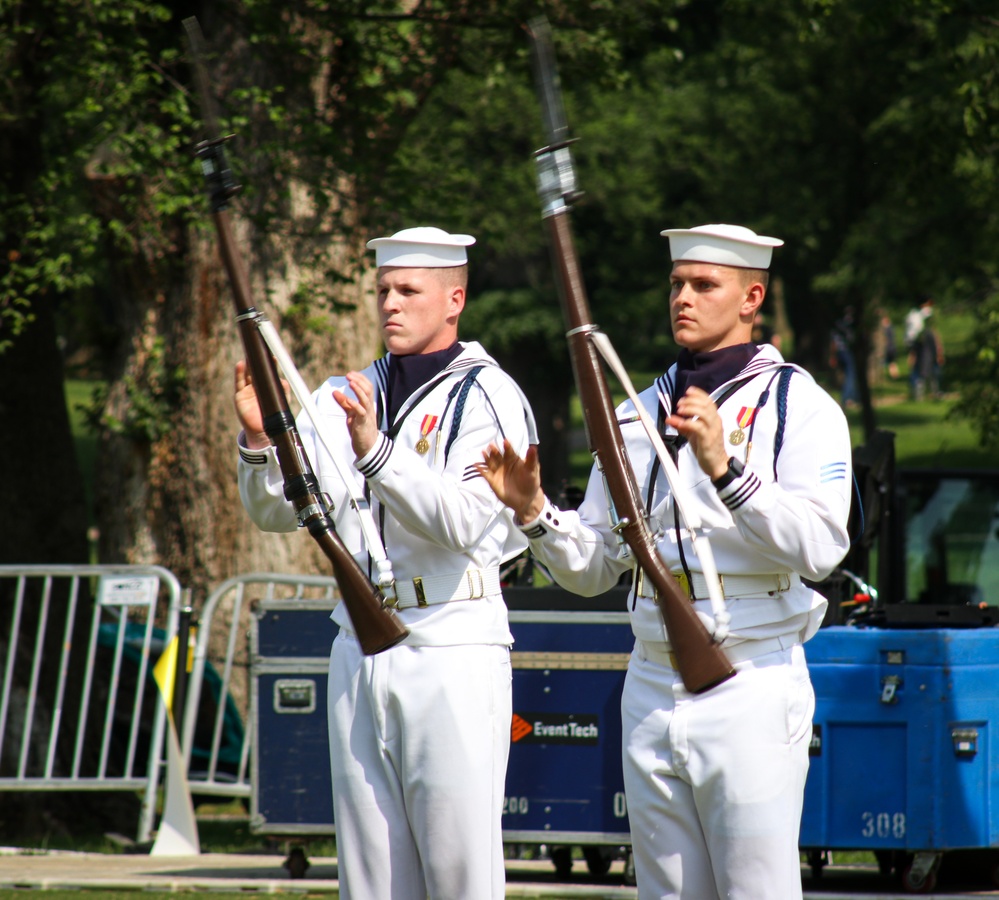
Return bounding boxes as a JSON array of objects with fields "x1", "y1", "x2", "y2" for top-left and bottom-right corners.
[
  {"x1": 518, "y1": 496, "x2": 572, "y2": 540},
  {"x1": 715, "y1": 468, "x2": 761, "y2": 512},
  {"x1": 237, "y1": 431, "x2": 273, "y2": 466},
  {"x1": 355, "y1": 432, "x2": 394, "y2": 480}
]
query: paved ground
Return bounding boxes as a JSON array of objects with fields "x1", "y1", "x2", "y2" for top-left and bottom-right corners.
[
  {"x1": 2, "y1": 847, "x2": 999, "y2": 898},
  {"x1": 6, "y1": 849, "x2": 629, "y2": 897}
]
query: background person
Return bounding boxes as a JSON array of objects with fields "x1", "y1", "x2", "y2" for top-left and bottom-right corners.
[
  {"x1": 829, "y1": 306, "x2": 858, "y2": 409},
  {"x1": 905, "y1": 296, "x2": 934, "y2": 398},
  {"x1": 915, "y1": 311, "x2": 945, "y2": 400},
  {"x1": 476, "y1": 224, "x2": 852, "y2": 900},
  {"x1": 234, "y1": 226, "x2": 537, "y2": 900},
  {"x1": 875, "y1": 309, "x2": 899, "y2": 383}
]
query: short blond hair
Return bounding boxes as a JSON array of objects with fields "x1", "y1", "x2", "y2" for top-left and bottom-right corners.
[
  {"x1": 739, "y1": 267, "x2": 770, "y2": 290},
  {"x1": 431, "y1": 264, "x2": 468, "y2": 292}
]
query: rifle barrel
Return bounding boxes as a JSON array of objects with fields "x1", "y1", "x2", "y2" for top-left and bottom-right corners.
[{"x1": 527, "y1": 18, "x2": 733, "y2": 693}]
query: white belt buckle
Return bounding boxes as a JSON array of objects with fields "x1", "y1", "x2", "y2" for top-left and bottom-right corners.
[
  {"x1": 774, "y1": 573, "x2": 791, "y2": 593},
  {"x1": 413, "y1": 576, "x2": 428, "y2": 608},
  {"x1": 467, "y1": 569, "x2": 485, "y2": 600}
]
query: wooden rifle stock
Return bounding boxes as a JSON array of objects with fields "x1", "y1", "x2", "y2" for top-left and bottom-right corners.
[
  {"x1": 528, "y1": 18, "x2": 733, "y2": 693},
  {"x1": 185, "y1": 17, "x2": 407, "y2": 655}
]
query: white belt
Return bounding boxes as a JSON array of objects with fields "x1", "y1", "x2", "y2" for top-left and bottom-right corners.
[
  {"x1": 637, "y1": 570, "x2": 798, "y2": 601},
  {"x1": 636, "y1": 633, "x2": 797, "y2": 670},
  {"x1": 387, "y1": 567, "x2": 502, "y2": 610}
]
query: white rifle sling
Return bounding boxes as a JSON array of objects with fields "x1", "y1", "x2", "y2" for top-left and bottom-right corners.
[
  {"x1": 590, "y1": 330, "x2": 730, "y2": 641},
  {"x1": 255, "y1": 318, "x2": 397, "y2": 601}
]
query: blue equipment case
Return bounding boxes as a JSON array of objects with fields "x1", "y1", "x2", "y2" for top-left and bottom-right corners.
[
  {"x1": 250, "y1": 599, "x2": 337, "y2": 838},
  {"x1": 795, "y1": 464, "x2": 999, "y2": 892},
  {"x1": 502, "y1": 587, "x2": 633, "y2": 851},
  {"x1": 800, "y1": 624, "x2": 999, "y2": 891}
]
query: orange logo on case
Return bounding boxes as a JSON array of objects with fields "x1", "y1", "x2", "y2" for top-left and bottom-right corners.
[{"x1": 511, "y1": 713, "x2": 533, "y2": 743}]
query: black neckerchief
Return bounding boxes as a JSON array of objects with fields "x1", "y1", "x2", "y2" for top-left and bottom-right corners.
[
  {"x1": 671, "y1": 343, "x2": 760, "y2": 406},
  {"x1": 658, "y1": 341, "x2": 760, "y2": 602},
  {"x1": 386, "y1": 341, "x2": 462, "y2": 424}
]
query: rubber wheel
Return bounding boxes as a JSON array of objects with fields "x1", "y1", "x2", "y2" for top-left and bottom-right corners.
[
  {"x1": 284, "y1": 846, "x2": 309, "y2": 879},
  {"x1": 550, "y1": 846, "x2": 573, "y2": 879},
  {"x1": 583, "y1": 845, "x2": 613, "y2": 876},
  {"x1": 900, "y1": 861, "x2": 937, "y2": 894},
  {"x1": 805, "y1": 849, "x2": 827, "y2": 879}
]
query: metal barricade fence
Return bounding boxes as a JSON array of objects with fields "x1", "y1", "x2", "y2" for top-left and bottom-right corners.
[
  {"x1": 0, "y1": 564, "x2": 183, "y2": 843},
  {"x1": 180, "y1": 572, "x2": 340, "y2": 806}
]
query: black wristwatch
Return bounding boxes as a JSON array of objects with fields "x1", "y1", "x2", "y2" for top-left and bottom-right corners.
[{"x1": 711, "y1": 456, "x2": 745, "y2": 490}]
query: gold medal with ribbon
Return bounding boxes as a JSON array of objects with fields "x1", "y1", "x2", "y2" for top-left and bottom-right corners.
[
  {"x1": 416, "y1": 414, "x2": 438, "y2": 455},
  {"x1": 729, "y1": 405, "x2": 756, "y2": 446}
]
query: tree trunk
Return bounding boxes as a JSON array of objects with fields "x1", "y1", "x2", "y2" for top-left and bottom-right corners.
[{"x1": 91, "y1": 208, "x2": 377, "y2": 593}]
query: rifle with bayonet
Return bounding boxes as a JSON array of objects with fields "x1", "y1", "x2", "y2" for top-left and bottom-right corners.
[
  {"x1": 526, "y1": 17, "x2": 734, "y2": 693},
  {"x1": 183, "y1": 17, "x2": 408, "y2": 655}
]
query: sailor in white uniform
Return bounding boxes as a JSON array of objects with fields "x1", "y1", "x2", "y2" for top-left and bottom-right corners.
[
  {"x1": 235, "y1": 226, "x2": 537, "y2": 900},
  {"x1": 476, "y1": 224, "x2": 852, "y2": 900}
]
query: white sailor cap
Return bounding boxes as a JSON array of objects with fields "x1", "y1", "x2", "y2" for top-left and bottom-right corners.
[
  {"x1": 660, "y1": 224, "x2": 784, "y2": 270},
  {"x1": 366, "y1": 226, "x2": 476, "y2": 268}
]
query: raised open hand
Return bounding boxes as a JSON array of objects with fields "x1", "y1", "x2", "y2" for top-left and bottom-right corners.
[{"x1": 474, "y1": 439, "x2": 545, "y2": 523}]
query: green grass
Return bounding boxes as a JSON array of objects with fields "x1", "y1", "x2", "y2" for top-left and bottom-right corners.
[
  {"x1": 847, "y1": 307, "x2": 992, "y2": 467},
  {"x1": 848, "y1": 395, "x2": 994, "y2": 468}
]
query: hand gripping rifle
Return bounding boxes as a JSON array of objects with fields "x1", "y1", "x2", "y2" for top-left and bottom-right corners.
[
  {"x1": 526, "y1": 18, "x2": 734, "y2": 693},
  {"x1": 184, "y1": 17, "x2": 408, "y2": 654}
]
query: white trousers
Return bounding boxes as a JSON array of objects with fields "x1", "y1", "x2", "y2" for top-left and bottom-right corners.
[
  {"x1": 622, "y1": 643, "x2": 813, "y2": 900},
  {"x1": 327, "y1": 633, "x2": 512, "y2": 900}
]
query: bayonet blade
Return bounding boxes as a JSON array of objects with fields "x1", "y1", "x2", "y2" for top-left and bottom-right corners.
[
  {"x1": 526, "y1": 16, "x2": 580, "y2": 214},
  {"x1": 527, "y1": 17, "x2": 569, "y2": 146},
  {"x1": 183, "y1": 16, "x2": 240, "y2": 212}
]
